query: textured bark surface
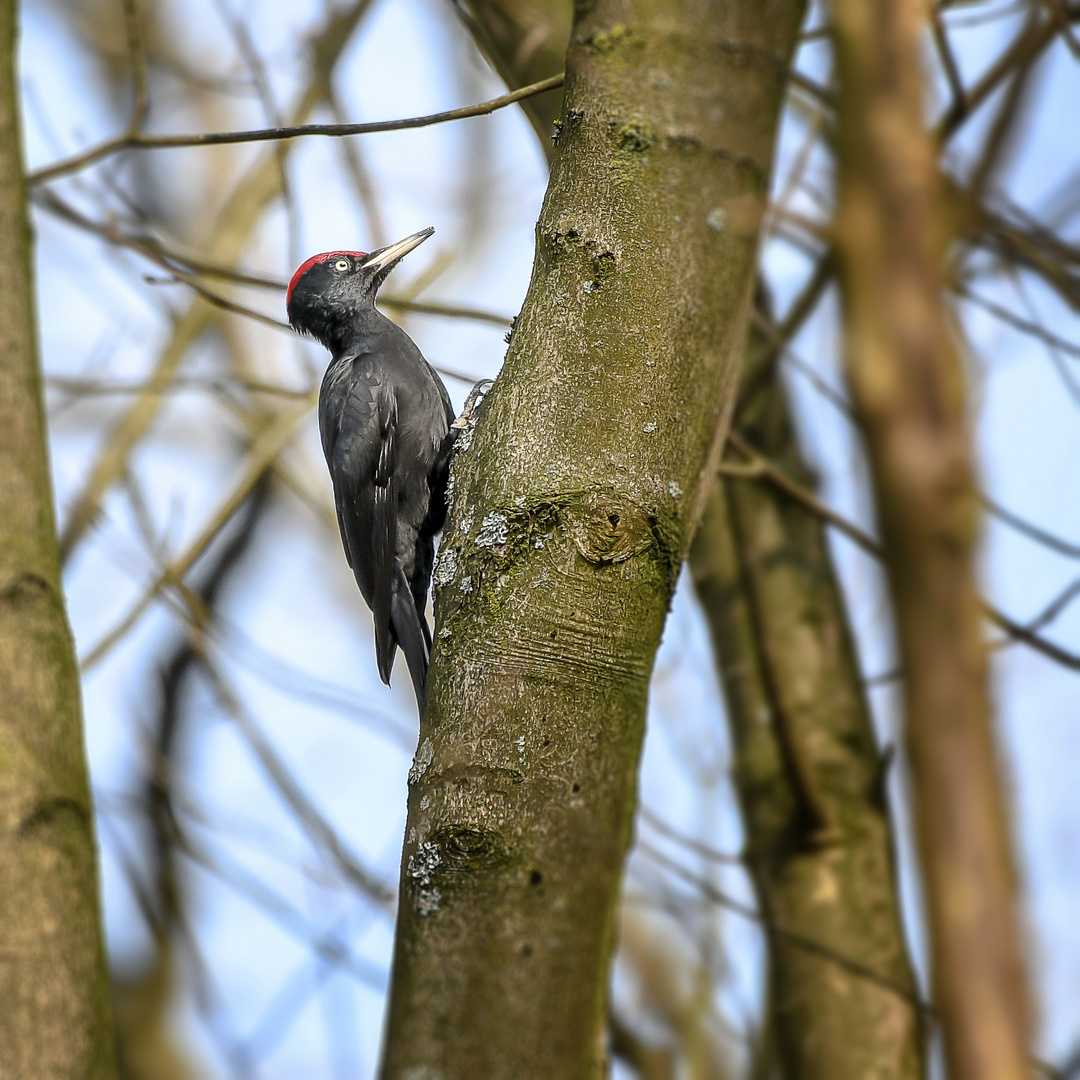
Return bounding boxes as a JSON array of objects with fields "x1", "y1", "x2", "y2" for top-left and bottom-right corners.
[
  {"x1": 690, "y1": 342, "x2": 924, "y2": 1080},
  {"x1": 0, "y1": 1, "x2": 117, "y2": 1076},
  {"x1": 380, "y1": 1, "x2": 803, "y2": 1076},
  {"x1": 830, "y1": 1, "x2": 1033, "y2": 1077}
]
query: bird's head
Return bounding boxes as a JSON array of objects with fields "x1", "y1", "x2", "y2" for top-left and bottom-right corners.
[{"x1": 286, "y1": 226, "x2": 434, "y2": 349}]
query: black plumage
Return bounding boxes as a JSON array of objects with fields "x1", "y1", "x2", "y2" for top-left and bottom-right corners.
[{"x1": 287, "y1": 229, "x2": 454, "y2": 712}]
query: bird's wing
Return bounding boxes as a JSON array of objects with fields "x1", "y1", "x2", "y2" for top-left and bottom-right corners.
[
  {"x1": 371, "y1": 388, "x2": 398, "y2": 686},
  {"x1": 319, "y1": 361, "x2": 376, "y2": 575},
  {"x1": 318, "y1": 355, "x2": 433, "y2": 709},
  {"x1": 374, "y1": 391, "x2": 430, "y2": 706},
  {"x1": 320, "y1": 363, "x2": 400, "y2": 685}
]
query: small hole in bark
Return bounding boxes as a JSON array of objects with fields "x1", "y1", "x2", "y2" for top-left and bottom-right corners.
[
  {"x1": 608, "y1": 512, "x2": 620, "y2": 526},
  {"x1": 520, "y1": 943, "x2": 533, "y2": 958},
  {"x1": 530, "y1": 870, "x2": 543, "y2": 886},
  {"x1": 571, "y1": 783, "x2": 581, "y2": 793}
]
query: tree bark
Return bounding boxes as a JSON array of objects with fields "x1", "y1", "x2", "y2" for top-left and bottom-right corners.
[
  {"x1": 380, "y1": 1, "x2": 803, "y2": 1077},
  {"x1": 830, "y1": 1, "x2": 1033, "y2": 1077},
  {"x1": 0, "y1": 1, "x2": 116, "y2": 1076},
  {"x1": 690, "y1": 333, "x2": 925, "y2": 1080}
]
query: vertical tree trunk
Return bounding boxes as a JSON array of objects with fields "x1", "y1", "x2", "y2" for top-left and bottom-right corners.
[
  {"x1": 830, "y1": 2, "x2": 1032, "y2": 1078},
  {"x1": 690, "y1": 334, "x2": 925, "y2": 1079},
  {"x1": 0, "y1": 1, "x2": 116, "y2": 1076},
  {"x1": 380, "y1": 1, "x2": 803, "y2": 1077}
]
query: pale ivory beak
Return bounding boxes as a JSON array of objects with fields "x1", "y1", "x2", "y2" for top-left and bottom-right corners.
[{"x1": 361, "y1": 227, "x2": 435, "y2": 275}]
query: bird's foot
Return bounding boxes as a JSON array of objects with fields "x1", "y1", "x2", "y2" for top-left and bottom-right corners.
[{"x1": 451, "y1": 379, "x2": 494, "y2": 430}]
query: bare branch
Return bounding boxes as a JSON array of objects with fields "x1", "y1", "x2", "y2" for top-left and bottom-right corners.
[
  {"x1": 202, "y1": 660, "x2": 396, "y2": 908},
  {"x1": 935, "y1": 10, "x2": 1060, "y2": 139},
  {"x1": 28, "y1": 73, "x2": 565, "y2": 186},
  {"x1": 37, "y1": 188, "x2": 512, "y2": 328},
  {"x1": 724, "y1": 433, "x2": 1080, "y2": 671},
  {"x1": 80, "y1": 399, "x2": 314, "y2": 670},
  {"x1": 981, "y1": 493, "x2": 1080, "y2": 559}
]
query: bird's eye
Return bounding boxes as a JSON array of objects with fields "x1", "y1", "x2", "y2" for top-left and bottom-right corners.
[{"x1": 333, "y1": 258, "x2": 350, "y2": 272}]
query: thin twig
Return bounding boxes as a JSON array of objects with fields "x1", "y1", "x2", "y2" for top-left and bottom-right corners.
[
  {"x1": 724, "y1": 433, "x2": 1080, "y2": 671},
  {"x1": 202, "y1": 659, "x2": 396, "y2": 907},
  {"x1": 36, "y1": 189, "x2": 512, "y2": 327},
  {"x1": 639, "y1": 842, "x2": 1065, "y2": 1078},
  {"x1": 735, "y1": 254, "x2": 834, "y2": 420},
  {"x1": 1016, "y1": 578, "x2": 1080, "y2": 635},
  {"x1": 935, "y1": 12, "x2": 1059, "y2": 140},
  {"x1": 80, "y1": 400, "x2": 315, "y2": 670},
  {"x1": 47, "y1": 374, "x2": 313, "y2": 400},
  {"x1": 956, "y1": 284, "x2": 1080, "y2": 360},
  {"x1": 638, "y1": 842, "x2": 928, "y2": 1010},
  {"x1": 1039, "y1": 0, "x2": 1080, "y2": 57},
  {"x1": 28, "y1": 73, "x2": 566, "y2": 186},
  {"x1": 640, "y1": 808, "x2": 744, "y2": 865},
  {"x1": 981, "y1": 493, "x2": 1080, "y2": 559},
  {"x1": 966, "y1": 11, "x2": 1044, "y2": 209}
]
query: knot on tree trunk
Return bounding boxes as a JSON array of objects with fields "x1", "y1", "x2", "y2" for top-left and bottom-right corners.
[{"x1": 565, "y1": 490, "x2": 653, "y2": 565}]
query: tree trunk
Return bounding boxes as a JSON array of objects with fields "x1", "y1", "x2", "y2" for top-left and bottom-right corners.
[
  {"x1": 830, "y1": 1, "x2": 1033, "y2": 1077},
  {"x1": 379, "y1": 1, "x2": 804, "y2": 1077},
  {"x1": 689, "y1": 332, "x2": 925, "y2": 1079},
  {"x1": 0, "y1": 1, "x2": 116, "y2": 1076}
]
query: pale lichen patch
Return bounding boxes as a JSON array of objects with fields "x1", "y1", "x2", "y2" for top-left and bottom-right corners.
[
  {"x1": 706, "y1": 207, "x2": 728, "y2": 231},
  {"x1": 432, "y1": 547, "x2": 458, "y2": 587},
  {"x1": 409, "y1": 738, "x2": 434, "y2": 785},
  {"x1": 417, "y1": 888, "x2": 442, "y2": 917},
  {"x1": 408, "y1": 842, "x2": 441, "y2": 886},
  {"x1": 476, "y1": 511, "x2": 510, "y2": 548}
]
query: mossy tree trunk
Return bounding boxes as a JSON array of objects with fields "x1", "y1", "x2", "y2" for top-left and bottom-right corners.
[
  {"x1": 830, "y1": 0, "x2": 1033, "y2": 1077},
  {"x1": 0, "y1": 1, "x2": 116, "y2": 1076},
  {"x1": 689, "y1": 334, "x2": 925, "y2": 1079},
  {"x1": 380, "y1": 1, "x2": 804, "y2": 1077}
]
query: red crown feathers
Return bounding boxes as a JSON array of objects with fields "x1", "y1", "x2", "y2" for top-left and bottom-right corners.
[{"x1": 286, "y1": 251, "x2": 367, "y2": 308}]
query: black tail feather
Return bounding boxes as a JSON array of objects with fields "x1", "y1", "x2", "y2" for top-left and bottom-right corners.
[
  {"x1": 391, "y1": 569, "x2": 429, "y2": 714},
  {"x1": 372, "y1": 479, "x2": 396, "y2": 684}
]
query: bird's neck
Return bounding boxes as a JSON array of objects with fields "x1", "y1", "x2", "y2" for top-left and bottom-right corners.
[{"x1": 322, "y1": 302, "x2": 394, "y2": 360}]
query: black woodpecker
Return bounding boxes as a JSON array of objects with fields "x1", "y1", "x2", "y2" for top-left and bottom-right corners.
[{"x1": 287, "y1": 227, "x2": 474, "y2": 715}]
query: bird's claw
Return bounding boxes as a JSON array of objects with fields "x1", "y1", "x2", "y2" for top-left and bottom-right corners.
[{"x1": 451, "y1": 379, "x2": 494, "y2": 430}]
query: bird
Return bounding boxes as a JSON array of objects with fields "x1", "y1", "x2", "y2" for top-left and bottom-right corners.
[{"x1": 286, "y1": 227, "x2": 470, "y2": 715}]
